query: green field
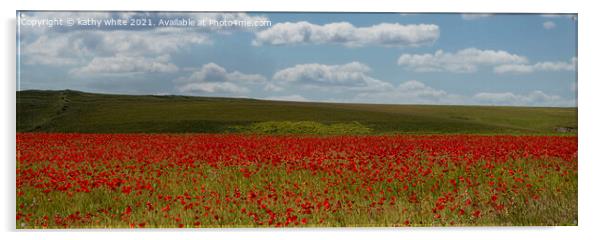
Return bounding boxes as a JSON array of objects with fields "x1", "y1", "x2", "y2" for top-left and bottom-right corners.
[
  {"x1": 16, "y1": 90, "x2": 578, "y2": 228},
  {"x1": 17, "y1": 90, "x2": 577, "y2": 134}
]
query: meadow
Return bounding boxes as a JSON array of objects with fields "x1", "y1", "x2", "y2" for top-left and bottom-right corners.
[
  {"x1": 17, "y1": 133, "x2": 577, "y2": 228},
  {"x1": 17, "y1": 90, "x2": 576, "y2": 134},
  {"x1": 16, "y1": 90, "x2": 578, "y2": 228}
]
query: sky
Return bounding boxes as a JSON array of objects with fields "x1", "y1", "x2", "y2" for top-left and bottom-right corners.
[{"x1": 17, "y1": 11, "x2": 577, "y2": 107}]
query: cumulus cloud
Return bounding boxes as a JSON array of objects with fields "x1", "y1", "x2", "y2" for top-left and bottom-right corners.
[
  {"x1": 94, "y1": 29, "x2": 210, "y2": 56},
  {"x1": 21, "y1": 35, "x2": 85, "y2": 66},
  {"x1": 270, "y1": 63, "x2": 470, "y2": 105},
  {"x1": 70, "y1": 55, "x2": 178, "y2": 75},
  {"x1": 263, "y1": 82, "x2": 285, "y2": 92},
  {"x1": 264, "y1": 94, "x2": 309, "y2": 102},
  {"x1": 253, "y1": 21, "x2": 439, "y2": 47},
  {"x1": 353, "y1": 80, "x2": 462, "y2": 104},
  {"x1": 271, "y1": 62, "x2": 393, "y2": 92},
  {"x1": 174, "y1": 63, "x2": 267, "y2": 94},
  {"x1": 398, "y1": 48, "x2": 576, "y2": 74},
  {"x1": 473, "y1": 90, "x2": 574, "y2": 107},
  {"x1": 19, "y1": 29, "x2": 211, "y2": 72},
  {"x1": 353, "y1": 81, "x2": 574, "y2": 107},
  {"x1": 461, "y1": 14, "x2": 494, "y2": 20},
  {"x1": 22, "y1": 29, "x2": 211, "y2": 67},
  {"x1": 184, "y1": 63, "x2": 266, "y2": 83},
  {"x1": 397, "y1": 48, "x2": 529, "y2": 73},
  {"x1": 176, "y1": 82, "x2": 249, "y2": 94},
  {"x1": 349, "y1": 80, "x2": 573, "y2": 107},
  {"x1": 270, "y1": 62, "x2": 459, "y2": 104},
  {"x1": 269, "y1": 62, "x2": 574, "y2": 107},
  {"x1": 19, "y1": 12, "x2": 268, "y2": 69},
  {"x1": 543, "y1": 21, "x2": 556, "y2": 30},
  {"x1": 494, "y1": 57, "x2": 576, "y2": 74}
]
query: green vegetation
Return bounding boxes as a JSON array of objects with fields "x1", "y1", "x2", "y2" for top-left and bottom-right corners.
[
  {"x1": 17, "y1": 151, "x2": 577, "y2": 227},
  {"x1": 231, "y1": 121, "x2": 373, "y2": 135},
  {"x1": 17, "y1": 90, "x2": 577, "y2": 134}
]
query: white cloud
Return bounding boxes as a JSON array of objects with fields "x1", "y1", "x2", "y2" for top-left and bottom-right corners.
[
  {"x1": 93, "y1": 29, "x2": 211, "y2": 56},
  {"x1": 474, "y1": 90, "x2": 574, "y2": 107},
  {"x1": 174, "y1": 63, "x2": 267, "y2": 94},
  {"x1": 70, "y1": 55, "x2": 178, "y2": 75},
  {"x1": 270, "y1": 62, "x2": 460, "y2": 104},
  {"x1": 264, "y1": 83, "x2": 284, "y2": 92},
  {"x1": 461, "y1": 14, "x2": 494, "y2": 20},
  {"x1": 397, "y1": 48, "x2": 529, "y2": 73},
  {"x1": 21, "y1": 35, "x2": 84, "y2": 66},
  {"x1": 269, "y1": 62, "x2": 574, "y2": 107},
  {"x1": 176, "y1": 82, "x2": 249, "y2": 94},
  {"x1": 543, "y1": 21, "x2": 556, "y2": 30},
  {"x1": 21, "y1": 29, "x2": 211, "y2": 68},
  {"x1": 494, "y1": 57, "x2": 576, "y2": 74},
  {"x1": 271, "y1": 62, "x2": 393, "y2": 92},
  {"x1": 398, "y1": 48, "x2": 576, "y2": 74},
  {"x1": 350, "y1": 80, "x2": 574, "y2": 107},
  {"x1": 19, "y1": 12, "x2": 268, "y2": 68},
  {"x1": 184, "y1": 63, "x2": 266, "y2": 83},
  {"x1": 353, "y1": 80, "x2": 462, "y2": 104},
  {"x1": 270, "y1": 63, "x2": 469, "y2": 105},
  {"x1": 355, "y1": 81, "x2": 575, "y2": 107},
  {"x1": 493, "y1": 64, "x2": 533, "y2": 74},
  {"x1": 265, "y1": 94, "x2": 308, "y2": 102},
  {"x1": 253, "y1": 21, "x2": 439, "y2": 47}
]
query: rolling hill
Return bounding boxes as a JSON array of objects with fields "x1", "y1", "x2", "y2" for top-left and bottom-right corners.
[{"x1": 16, "y1": 90, "x2": 577, "y2": 134}]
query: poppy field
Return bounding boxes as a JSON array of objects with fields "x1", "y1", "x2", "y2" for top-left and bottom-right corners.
[{"x1": 16, "y1": 133, "x2": 577, "y2": 228}]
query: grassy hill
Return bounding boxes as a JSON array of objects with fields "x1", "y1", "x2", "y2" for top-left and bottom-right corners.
[{"x1": 16, "y1": 90, "x2": 577, "y2": 134}]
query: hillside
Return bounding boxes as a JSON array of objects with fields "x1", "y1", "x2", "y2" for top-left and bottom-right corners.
[{"x1": 16, "y1": 90, "x2": 577, "y2": 134}]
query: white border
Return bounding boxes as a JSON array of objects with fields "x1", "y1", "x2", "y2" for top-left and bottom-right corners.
[{"x1": 3, "y1": 0, "x2": 600, "y2": 240}]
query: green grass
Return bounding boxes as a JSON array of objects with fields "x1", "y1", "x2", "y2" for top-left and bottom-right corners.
[
  {"x1": 17, "y1": 90, "x2": 577, "y2": 134},
  {"x1": 231, "y1": 121, "x2": 373, "y2": 135}
]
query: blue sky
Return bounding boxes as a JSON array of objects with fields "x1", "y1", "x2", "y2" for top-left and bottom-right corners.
[{"x1": 17, "y1": 12, "x2": 577, "y2": 106}]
